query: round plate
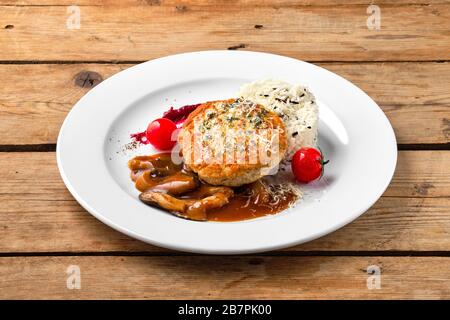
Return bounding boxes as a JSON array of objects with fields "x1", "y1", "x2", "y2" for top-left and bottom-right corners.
[{"x1": 57, "y1": 51, "x2": 397, "y2": 254}]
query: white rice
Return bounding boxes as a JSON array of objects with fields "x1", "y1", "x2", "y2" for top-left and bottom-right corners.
[{"x1": 238, "y1": 79, "x2": 318, "y2": 160}]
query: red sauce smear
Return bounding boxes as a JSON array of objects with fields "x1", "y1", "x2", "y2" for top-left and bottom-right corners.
[{"x1": 130, "y1": 103, "x2": 199, "y2": 145}]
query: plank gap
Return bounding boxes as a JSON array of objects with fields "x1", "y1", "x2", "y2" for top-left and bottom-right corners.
[
  {"x1": 1, "y1": 250, "x2": 450, "y2": 257},
  {"x1": 0, "y1": 60, "x2": 449, "y2": 65},
  {"x1": 1, "y1": 144, "x2": 449, "y2": 153},
  {"x1": 0, "y1": 144, "x2": 56, "y2": 152},
  {"x1": 397, "y1": 143, "x2": 450, "y2": 151}
]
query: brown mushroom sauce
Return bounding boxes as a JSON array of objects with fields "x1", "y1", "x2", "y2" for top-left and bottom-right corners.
[{"x1": 128, "y1": 153, "x2": 300, "y2": 222}]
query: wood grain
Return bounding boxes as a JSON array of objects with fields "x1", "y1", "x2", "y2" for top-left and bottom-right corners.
[
  {"x1": 0, "y1": 151, "x2": 448, "y2": 253},
  {"x1": 388, "y1": 151, "x2": 450, "y2": 197},
  {"x1": 0, "y1": 64, "x2": 128, "y2": 145},
  {"x1": 0, "y1": 62, "x2": 449, "y2": 145},
  {"x1": 2, "y1": 1, "x2": 450, "y2": 6},
  {"x1": 0, "y1": 3, "x2": 449, "y2": 61},
  {"x1": 1, "y1": 256, "x2": 449, "y2": 299}
]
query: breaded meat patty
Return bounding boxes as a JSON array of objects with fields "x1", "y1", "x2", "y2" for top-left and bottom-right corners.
[{"x1": 178, "y1": 99, "x2": 287, "y2": 186}]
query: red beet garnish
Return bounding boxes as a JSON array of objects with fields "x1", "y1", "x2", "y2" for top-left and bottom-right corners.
[
  {"x1": 130, "y1": 130, "x2": 149, "y2": 145},
  {"x1": 163, "y1": 103, "x2": 200, "y2": 123},
  {"x1": 130, "y1": 103, "x2": 200, "y2": 145}
]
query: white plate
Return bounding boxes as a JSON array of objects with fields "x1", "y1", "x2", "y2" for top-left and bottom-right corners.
[{"x1": 57, "y1": 51, "x2": 397, "y2": 254}]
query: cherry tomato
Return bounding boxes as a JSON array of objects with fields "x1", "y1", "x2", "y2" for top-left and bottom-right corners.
[
  {"x1": 146, "y1": 118, "x2": 177, "y2": 150},
  {"x1": 291, "y1": 147, "x2": 328, "y2": 183}
]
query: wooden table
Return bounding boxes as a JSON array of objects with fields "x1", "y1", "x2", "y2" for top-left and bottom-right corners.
[{"x1": 0, "y1": 0, "x2": 449, "y2": 299}]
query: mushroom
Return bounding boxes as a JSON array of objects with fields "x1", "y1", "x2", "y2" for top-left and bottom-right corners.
[
  {"x1": 135, "y1": 171, "x2": 199, "y2": 195},
  {"x1": 139, "y1": 185, "x2": 234, "y2": 221},
  {"x1": 128, "y1": 154, "x2": 182, "y2": 178}
]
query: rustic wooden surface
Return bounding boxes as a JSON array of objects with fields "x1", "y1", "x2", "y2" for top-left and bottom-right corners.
[
  {"x1": 1, "y1": 62, "x2": 449, "y2": 145},
  {"x1": 0, "y1": 0, "x2": 449, "y2": 299},
  {"x1": 1, "y1": 256, "x2": 450, "y2": 299}
]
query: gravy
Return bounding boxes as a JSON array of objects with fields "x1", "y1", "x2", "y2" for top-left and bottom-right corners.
[{"x1": 129, "y1": 153, "x2": 298, "y2": 222}]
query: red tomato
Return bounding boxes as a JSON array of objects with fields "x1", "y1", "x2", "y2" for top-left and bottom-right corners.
[
  {"x1": 146, "y1": 118, "x2": 177, "y2": 150},
  {"x1": 291, "y1": 147, "x2": 328, "y2": 183}
]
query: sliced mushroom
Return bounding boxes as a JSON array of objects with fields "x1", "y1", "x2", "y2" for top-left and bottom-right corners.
[
  {"x1": 139, "y1": 185, "x2": 234, "y2": 221},
  {"x1": 128, "y1": 153, "x2": 182, "y2": 177},
  {"x1": 135, "y1": 171, "x2": 199, "y2": 195},
  {"x1": 139, "y1": 192, "x2": 197, "y2": 218}
]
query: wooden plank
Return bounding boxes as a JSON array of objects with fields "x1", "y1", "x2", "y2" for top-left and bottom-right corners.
[
  {"x1": 325, "y1": 63, "x2": 450, "y2": 145},
  {"x1": 2, "y1": 196, "x2": 448, "y2": 253},
  {"x1": 1, "y1": 256, "x2": 449, "y2": 299},
  {"x1": 0, "y1": 4, "x2": 449, "y2": 61},
  {"x1": 0, "y1": 151, "x2": 449, "y2": 253},
  {"x1": 0, "y1": 62, "x2": 449, "y2": 145},
  {"x1": 389, "y1": 151, "x2": 450, "y2": 197},
  {"x1": 3, "y1": 1, "x2": 450, "y2": 6},
  {"x1": 0, "y1": 64, "x2": 128, "y2": 145}
]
